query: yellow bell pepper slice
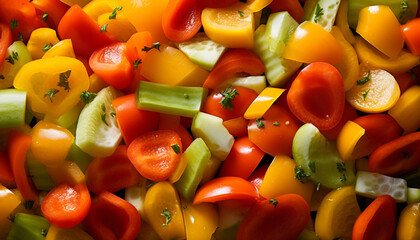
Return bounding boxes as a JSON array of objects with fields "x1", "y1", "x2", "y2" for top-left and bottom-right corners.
[
  {"x1": 45, "y1": 225, "x2": 94, "y2": 240},
  {"x1": 168, "y1": 153, "x2": 188, "y2": 183},
  {"x1": 46, "y1": 160, "x2": 85, "y2": 185},
  {"x1": 42, "y1": 39, "x2": 76, "y2": 59},
  {"x1": 140, "y1": 44, "x2": 209, "y2": 87},
  {"x1": 309, "y1": 186, "x2": 331, "y2": 212},
  {"x1": 97, "y1": 12, "x2": 137, "y2": 42},
  {"x1": 259, "y1": 155, "x2": 314, "y2": 204},
  {"x1": 83, "y1": 0, "x2": 117, "y2": 21},
  {"x1": 356, "y1": 5, "x2": 404, "y2": 58},
  {"x1": 336, "y1": 120, "x2": 365, "y2": 162},
  {"x1": 13, "y1": 56, "x2": 90, "y2": 118},
  {"x1": 247, "y1": 0, "x2": 273, "y2": 12},
  {"x1": 144, "y1": 181, "x2": 186, "y2": 240},
  {"x1": 202, "y1": 2, "x2": 254, "y2": 49},
  {"x1": 0, "y1": 184, "x2": 21, "y2": 220},
  {"x1": 182, "y1": 200, "x2": 218, "y2": 240},
  {"x1": 346, "y1": 66, "x2": 400, "y2": 113},
  {"x1": 397, "y1": 203, "x2": 420, "y2": 240},
  {"x1": 354, "y1": 36, "x2": 420, "y2": 75},
  {"x1": 314, "y1": 186, "x2": 361, "y2": 240},
  {"x1": 27, "y1": 28, "x2": 60, "y2": 60},
  {"x1": 88, "y1": 73, "x2": 107, "y2": 93},
  {"x1": 335, "y1": 0, "x2": 355, "y2": 44},
  {"x1": 244, "y1": 87, "x2": 285, "y2": 119},
  {"x1": 330, "y1": 26, "x2": 359, "y2": 91},
  {"x1": 388, "y1": 85, "x2": 420, "y2": 134}
]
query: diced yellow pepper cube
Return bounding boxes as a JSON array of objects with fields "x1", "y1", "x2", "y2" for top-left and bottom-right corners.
[
  {"x1": 42, "y1": 39, "x2": 76, "y2": 59},
  {"x1": 0, "y1": 184, "x2": 21, "y2": 220},
  {"x1": 27, "y1": 28, "x2": 60, "y2": 60}
]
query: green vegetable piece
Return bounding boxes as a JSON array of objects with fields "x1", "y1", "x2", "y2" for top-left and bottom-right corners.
[
  {"x1": 265, "y1": 11, "x2": 299, "y2": 55},
  {"x1": 225, "y1": 76, "x2": 267, "y2": 94},
  {"x1": 0, "y1": 41, "x2": 32, "y2": 89},
  {"x1": 191, "y1": 112, "x2": 234, "y2": 160},
  {"x1": 297, "y1": 228, "x2": 320, "y2": 240},
  {"x1": 135, "y1": 81, "x2": 207, "y2": 118},
  {"x1": 253, "y1": 25, "x2": 302, "y2": 87},
  {"x1": 175, "y1": 138, "x2": 211, "y2": 201},
  {"x1": 0, "y1": 89, "x2": 26, "y2": 128},
  {"x1": 178, "y1": 32, "x2": 227, "y2": 71},
  {"x1": 7, "y1": 213, "x2": 50, "y2": 240},
  {"x1": 304, "y1": 0, "x2": 341, "y2": 31},
  {"x1": 407, "y1": 187, "x2": 420, "y2": 204},
  {"x1": 75, "y1": 86, "x2": 122, "y2": 158},
  {"x1": 292, "y1": 123, "x2": 356, "y2": 188},
  {"x1": 355, "y1": 171, "x2": 407, "y2": 202},
  {"x1": 66, "y1": 142, "x2": 93, "y2": 173},
  {"x1": 26, "y1": 151, "x2": 55, "y2": 191},
  {"x1": 348, "y1": 0, "x2": 418, "y2": 28}
]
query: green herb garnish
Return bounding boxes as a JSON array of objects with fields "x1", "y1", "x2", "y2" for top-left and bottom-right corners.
[
  {"x1": 44, "y1": 89, "x2": 59, "y2": 103},
  {"x1": 100, "y1": 24, "x2": 108, "y2": 33},
  {"x1": 109, "y1": 6, "x2": 123, "y2": 19},
  {"x1": 80, "y1": 91, "x2": 97, "y2": 104},
  {"x1": 133, "y1": 59, "x2": 141, "y2": 70},
  {"x1": 238, "y1": 11, "x2": 245, "y2": 17},
  {"x1": 314, "y1": 4, "x2": 324, "y2": 23},
  {"x1": 58, "y1": 70, "x2": 71, "y2": 91},
  {"x1": 142, "y1": 42, "x2": 161, "y2": 52},
  {"x1": 171, "y1": 144, "x2": 181, "y2": 154},
  {"x1": 273, "y1": 121, "x2": 280, "y2": 126},
  {"x1": 256, "y1": 118, "x2": 265, "y2": 128},
  {"x1": 357, "y1": 71, "x2": 371, "y2": 85},
  {"x1": 219, "y1": 85, "x2": 239, "y2": 109},
  {"x1": 161, "y1": 208, "x2": 172, "y2": 227},
  {"x1": 42, "y1": 13, "x2": 48, "y2": 23},
  {"x1": 269, "y1": 199, "x2": 278, "y2": 207},
  {"x1": 362, "y1": 89, "x2": 370, "y2": 101},
  {"x1": 10, "y1": 19, "x2": 18, "y2": 31},
  {"x1": 42, "y1": 43, "x2": 53, "y2": 52},
  {"x1": 294, "y1": 166, "x2": 311, "y2": 183}
]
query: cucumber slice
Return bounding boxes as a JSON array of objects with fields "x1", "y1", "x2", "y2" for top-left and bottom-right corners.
[
  {"x1": 407, "y1": 187, "x2": 420, "y2": 204},
  {"x1": 304, "y1": 0, "x2": 341, "y2": 32},
  {"x1": 175, "y1": 138, "x2": 211, "y2": 202},
  {"x1": 0, "y1": 89, "x2": 26, "y2": 128},
  {"x1": 26, "y1": 151, "x2": 55, "y2": 191},
  {"x1": 355, "y1": 171, "x2": 407, "y2": 202},
  {"x1": 75, "y1": 86, "x2": 122, "y2": 158},
  {"x1": 191, "y1": 112, "x2": 234, "y2": 160},
  {"x1": 0, "y1": 41, "x2": 32, "y2": 89},
  {"x1": 7, "y1": 213, "x2": 50, "y2": 240},
  {"x1": 292, "y1": 123, "x2": 356, "y2": 189},
  {"x1": 253, "y1": 25, "x2": 302, "y2": 87},
  {"x1": 265, "y1": 11, "x2": 299, "y2": 55},
  {"x1": 66, "y1": 143, "x2": 92, "y2": 173},
  {"x1": 178, "y1": 32, "x2": 226, "y2": 71},
  {"x1": 225, "y1": 76, "x2": 267, "y2": 94}
]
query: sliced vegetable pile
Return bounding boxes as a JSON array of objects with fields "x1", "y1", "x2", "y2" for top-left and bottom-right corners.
[{"x1": 1, "y1": 0, "x2": 420, "y2": 239}]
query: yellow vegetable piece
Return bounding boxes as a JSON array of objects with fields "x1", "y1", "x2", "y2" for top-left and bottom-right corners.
[
  {"x1": 314, "y1": 186, "x2": 361, "y2": 240},
  {"x1": 45, "y1": 225, "x2": 94, "y2": 240},
  {"x1": 182, "y1": 200, "x2": 218, "y2": 240},
  {"x1": 282, "y1": 21, "x2": 343, "y2": 65},
  {"x1": 388, "y1": 85, "x2": 420, "y2": 134},
  {"x1": 397, "y1": 203, "x2": 420, "y2": 240},
  {"x1": 0, "y1": 184, "x2": 21, "y2": 220},
  {"x1": 168, "y1": 153, "x2": 188, "y2": 183},
  {"x1": 42, "y1": 39, "x2": 76, "y2": 59},
  {"x1": 14, "y1": 57, "x2": 90, "y2": 118},
  {"x1": 144, "y1": 181, "x2": 186, "y2": 240},
  {"x1": 46, "y1": 160, "x2": 85, "y2": 185},
  {"x1": 244, "y1": 87, "x2": 285, "y2": 119},
  {"x1": 335, "y1": 0, "x2": 355, "y2": 44},
  {"x1": 356, "y1": 5, "x2": 404, "y2": 58},
  {"x1": 140, "y1": 44, "x2": 209, "y2": 87},
  {"x1": 336, "y1": 120, "x2": 365, "y2": 162},
  {"x1": 27, "y1": 28, "x2": 60, "y2": 60},
  {"x1": 247, "y1": 0, "x2": 274, "y2": 12},
  {"x1": 346, "y1": 66, "x2": 400, "y2": 113},
  {"x1": 202, "y1": 2, "x2": 254, "y2": 49},
  {"x1": 60, "y1": 0, "x2": 90, "y2": 7},
  {"x1": 83, "y1": 0, "x2": 117, "y2": 21},
  {"x1": 330, "y1": 26, "x2": 359, "y2": 91},
  {"x1": 354, "y1": 36, "x2": 420, "y2": 75},
  {"x1": 297, "y1": 228, "x2": 320, "y2": 240},
  {"x1": 97, "y1": 12, "x2": 137, "y2": 42},
  {"x1": 309, "y1": 186, "x2": 331, "y2": 212},
  {"x1": 259, "y1": 155, "x2": 314, "y2": 204},
  {"x1": 31, "y1": 120, "x2": 74, "y2": 167},
  {"x1": 88, "y1": 73, "x2": 108, "y2": 93}
]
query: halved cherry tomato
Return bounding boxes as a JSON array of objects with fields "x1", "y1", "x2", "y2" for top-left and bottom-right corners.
[
  {"x1": 402, "y1": 18, "x2": 420, "y2": 55},
  {"x1": 0, "y1": 23, "x2": 12, "y2": 68},
  {"x1": 32, "y1": 0, "x2": 69, "y2": 30},
  {"x1": 320, "y1": 101, "x2": 358, "y2": 140},
  {"x1": 196, "y1": 0, "x2": 239, "y2": 8},
  {"x1": 237, "y1": 194, "x2": 310, "y2": 240},
  {"x1": 287, "y1": 62, "x2": 345, "y2": 130}
]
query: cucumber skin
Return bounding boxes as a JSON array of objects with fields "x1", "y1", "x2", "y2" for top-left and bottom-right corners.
[
  {"x1": 265, "y1": 11, "x2": 299, "y2": 55},
  {"x1": 7, "y1": 213, "x2": 50, "y2": 240},
  {"x1": 0, "y1": 89, "x2": 26, "y2": 128}
]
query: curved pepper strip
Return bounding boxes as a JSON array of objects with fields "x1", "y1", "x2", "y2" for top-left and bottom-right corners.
[
  {"x1": 388, "y1": 85, "x2": 420, "y2": 134},
  {"x1": 335, "y1": 0, "x2": 355, "y2": 44},
  {"x1": 244, "y1": 87, "x2": 285, "y2": 120},
  {"x1": 0, "y1": 23, "x2": 12, "y2": 68},
  {"x1": 336, "y1": 120, "x2": 365, "y2": 162},
  {"x1": 396, "y1": 203, "x2": 420, "y2": 239}
]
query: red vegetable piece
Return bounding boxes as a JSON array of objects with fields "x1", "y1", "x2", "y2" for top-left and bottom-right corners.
[
  {"x1": 84, "y1": 191, "x2": 141, "y2": 240},
  {"x1": 369, "y1": 131, "x2": 420, "y2": 176},
  {"x1": 237, "y1": 194, "x2": 310, "y2": 240},
  {"x1": 0, "y1": 22, "x2": 12, "y2": 68},
  {"x1": 352, "y1": 195, "x2": 397, "y2": 240},
  {"x1": 31, "y1": 0, "x2": 69, "y2": 30},
  {"x1": 223, "y1": 116, "x2": 249, "y2": 137},
  {"x1": 248, "y1": 164, "x2": 269, "y2": 201},
  {"x1": 401, "y1": 18, "x2": 420, "y2": 55},
  {"x1": 269, "y1": 0, "x2": 304, "y2": 22},
  {"x1": 0, "y1": 150, "x2": 14, "y2": 188},
  {"x1": 394, "y1": 72, "x2": 418, "y2": 94},
  {"x1": 320, "y1": 101, "x2": 358, "y2": 140},
  {"x1": 287, "y1": 62, "x2": 345, "y2": 130},
  {"x1": 196, "y1": 0, "x2": 239, "y2": 8},
  {"x1": 158, "y1": 114, "x2": 193, "y2": 151}
]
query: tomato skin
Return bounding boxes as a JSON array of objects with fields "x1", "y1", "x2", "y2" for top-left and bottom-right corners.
[
  {"x1": 287, "y1": 62, "x2": 345, "y2": 130},
  {"x1": 202, "y1": 86, "x2": 258, "y2": 121},
  {"x1": 368, "y1": 132, "x2": 420, "y2": 176},
  {"x1": 352, "y1": 195, "x2": 397, "y2": 240},
  {"x1": 31, "y1": 0, "x2": 69, "y2": 30},
  {"x1": 320, "y1": 101, "x2": 358, "y2": 140},
  {"x1": 248, "y1": 104, "x2": 301, "y2": 157},
  {"x1": 0, "y1": 22, "x2": 12, "y2": 68},
  {"x1": 237, "y1": 194, "x2": 310, "y2": 240}
]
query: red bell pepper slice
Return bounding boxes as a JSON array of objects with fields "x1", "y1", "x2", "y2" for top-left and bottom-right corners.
[
  {"x1": 394, "y1": 72, "x2": 418, "y2": 94},
  {"x1": 269, "y1": 0, "x2": 304, "y2": 22},
  {"x1": 0, "y1": 150, "x2": 14, "y2": 188},
  {"x1": 368, "y1": 131, "x2": 420, "y2": 176},
  {"x1": 222, "y1": 116, "x2": 249, "y2": 137},
  {"x1": 0, "y1": 22, "x2": 12, "y2": 68},
  {"x1": 287, "y1": 62, "x2": 345, "y2": 130},
  {"x1": 84, "y1": 191, "x2": 141, "y2": 240},
  {"x1": 237, "y1": 194, "x2": 310, "y2": 240},
  {"x1": 31, "y1": 0, "x2": 69, "y2": 30},
  {"x1": 124, "y1": 31, "x2": 153, "y2": 66},
  {"x1": 320, "y1": 101, "x2": 358, "y2": 140},
  {"x1": 41, "y1": 182, "x2": 91, "y2": 228},
  {"x1": 158, "y1": 114, "x2": 193, "y2": 151},
  {"x1": 7, "y1": 131, "x2": 38, "y2": 209},
  {"x1": 401, "y1": 18, "x2": 420, "y2": 55},
  {"x1": 193, "y1": 176, "x2": 259, "y2": 204},
  {"x1": 218, "y1": 136, "x2": 265, "y2": 179},
  {"x1": 86, "y1": 145, "x2": 143, "y2": 194},
  {"x1": 352, "y1": 195, "x2": 397, "y2": 240},
  {"x1": 0, "y1": 0, "x2": 47, "y2": 42},
  {"x1": 57, "y1": 5, "x2": 116, "y2": 57},
  {"x1": 89, "y1": 42, "x2": 134, "y2": 90},
  {"x1": 162, "y1": 0, "x2": 202, "y2": 42},
  {"x1": 196, "y1": 0, "x2": 239, "y2": 8},
  {"x1": 248, "y1": 164, "x2": 269, "y2": 201},
  {"x1": 202, "y1": 49, "x2": 266, "y2": 89}
]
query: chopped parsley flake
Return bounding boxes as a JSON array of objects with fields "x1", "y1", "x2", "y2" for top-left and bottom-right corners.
[
  {"x1": 133, "y1": 59, "x2": 141, "y2": 70},
  {"x1": 407, "y1": 71, "x2": 417, "y2": 79},
  {"x1": 357, "y1": 71, "x2": 371, "y2": 85},
  {"x1": 309, "y1": 161, "x2": 316, "y2": 173},
  {"x1": 362, "y1": 89, "x2": 370, "y2": 101},
  {"x1": 100, "y1": 24, "x2": 108, "y2": 33},
  {"x1": 10, "y1": 19, "x2": 18, "y2": 31},
  {"x1": 273, "y1": 121, "x2": 280, "y2": 126},
  {"x1": 42, "y1": 13, "x2": 48, "y2": 23},
  {"x1": 256, "y1": 118, "x2": 265, "y2": 128},
  {"x1": 111, "y1": 112, "x2": 116, "y2": 118},
  {"x1": 314, "y1": 4, "x2": 324, "y2": 23},
  {"x1": 24, "y1": 200, "x2": 35, "y2": 210},
  {"x1": 18, "y1": 32, "x2": 23, "y2": 41},
  {"x1": 5, "y1": 51, "x2": 18, "y2": 64},
  {"x1": 44, "y1": 89, "x2": 59, "y2": 103},
  {"x1": 183, "y1": 93, "x2": 189, "y2": 99},
  {"x1": 403, "y1": 152, "x2": 410, "y2": 159},
  {"x1": 294, "y1": 166, "x2": 311, "y2": 183},
  {"x1": 401, "y1": 0, "x2": 409, "y2": 9},
  {"x1": 42, "y1": 43, "x2": 53, "y2": 52},
  {"x1": 142, "y1": 42, "x2": 161, "y2": 52},
  {"x1": 219, "y1": 86, "x2": 239, "y2": 109},
  {"x1": 336, "y1": 162, "x2": 346, "y2": 173},
  {"x1": 238, "y1": 11, "x2": 245, "y2": 17},
  {"x1": 0, "y1": 75, "x2": 4, "y2": 79},
  {"x1": 41, "y1": 229, "x2": 48, "y2": 237},
  {"x1": 80, "y1": 91, "x2": 97, "y2": 104},
  {"x1": 101, "y1": 113, "x2": 109, "y2": 126},
  {"x1": 269, "y1": 199, "x2": 278, "y2": 207},
  {"x1": 101, "y1": 103, "x2": 106, "y2": 112},
  {"x1": 109, "y1": 6, "x2": 123, "y2": 19},
  {"x1": 171, "y1": 144, "x2": 181, "y2": 154},
  {"x1": 58, "y1": 70, "x2": 71, "y2": 91},
  {"x1": 340, "y1": 175, "x2": 347, "y2": 182},
  {"x1": 161, "y1": 208, "x2": 172, "y2": 227}
]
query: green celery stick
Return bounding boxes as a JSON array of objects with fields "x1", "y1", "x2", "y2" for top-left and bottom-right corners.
[
  {"x1": 175, "y1": 138, "x2": 211, "y2": 202},
  {"x1": 135, "y1": 81, "x2": 207, "y2": 118},
  {"x1": 0, "y1": 41, "x2": 32, "y2": 89},
  {"x1": 0, "y1": 89, "x2": 26, "y2": 128},
  {"x1": 27, "y1": 151, "x2": 55, "y2": 191},
  {"x1": 7, "y1": 213, "x2": 50, "y2": 240}
]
